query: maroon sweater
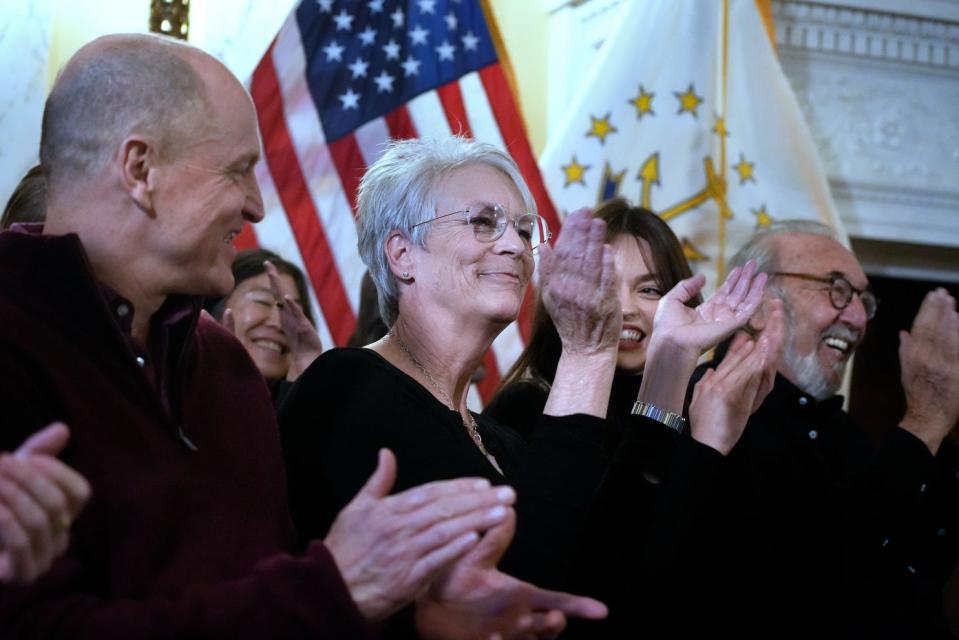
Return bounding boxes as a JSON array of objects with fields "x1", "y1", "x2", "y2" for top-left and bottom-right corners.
[{"x1": 0, "y1": 228, "x2": 372, "y2": 639}]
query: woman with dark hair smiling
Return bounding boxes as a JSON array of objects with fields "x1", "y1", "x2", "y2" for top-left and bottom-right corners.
[
  {"x1": 487, "y1": 198, "x2": 702, "y2": 447},
  {"x1": 206, "y1": 248, "x2": 322, "y2": 399}
]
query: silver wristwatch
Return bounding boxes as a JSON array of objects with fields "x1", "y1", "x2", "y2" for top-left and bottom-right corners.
[{"x1": 631, "y1": 401, "x2": 687, "y2": 433}]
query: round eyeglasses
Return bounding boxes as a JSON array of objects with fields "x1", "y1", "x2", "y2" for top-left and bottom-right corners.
[
  {"x1": 772, "y1": 272, "x2": 878, "y2": 320},
  {"x1": 410, "y1": 203, "x2": 552, "y2": 253}
]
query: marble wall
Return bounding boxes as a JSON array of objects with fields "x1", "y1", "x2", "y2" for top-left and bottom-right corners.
[
  {"x1": 773, "y1": 0, "x2": 959, "y2": 278},
  {"x1": 0, "y1": 0, "x2": 295, "y2": 211},
  {"x1": 0, "y1": 1, "x2": 51, "y2": 213}
]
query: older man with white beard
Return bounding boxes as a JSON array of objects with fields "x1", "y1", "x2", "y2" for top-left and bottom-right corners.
[{"x1": 682, "y1": 221, "x2": 959, "y2": 639}]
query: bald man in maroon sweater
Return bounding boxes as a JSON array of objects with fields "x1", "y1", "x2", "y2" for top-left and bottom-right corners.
[{"x1": 0, "y1": 34, "x2": 603, "y2": 638}]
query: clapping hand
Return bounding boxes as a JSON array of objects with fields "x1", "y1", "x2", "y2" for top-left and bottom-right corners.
[
  {"x1": 638, "y1": 261, "x2": 768, "y2": 415},
  {"x1": 898, "y1": 288, "x2": 959, "y2": 454},
  {"x1": 689, "y1": 300, "x2": 785, "y2": 455},
  {"x1": 416, "y1": 510, "x2": 608, "y2": 639},
  {"x1": 0, "y1": 423, "x2": 91, "y2": 584},
  {"x1": 539, "y1": 208, "x2": 621, "y2": 357},
  {"x1": 651, "y1": 260, "x2": 766, "y2": 356},
  {"x1": 324, "y1": 449, "x2": 518, "y2": 622}
]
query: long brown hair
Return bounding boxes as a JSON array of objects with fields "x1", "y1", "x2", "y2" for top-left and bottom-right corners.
[{"x1": 498, "y1": 199, "x2": 699, "y2": 390}]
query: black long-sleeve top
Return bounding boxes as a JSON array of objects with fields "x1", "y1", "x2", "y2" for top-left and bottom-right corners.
[
  {"x1": 684, "y1": 371, "x2": 959, "y2": 638},
  {"x1": 486, "y1": 373, "x2": 726, "y2": 637},
  {"x1": 278, "y1": 347, "x2": 612, "y2": 590}
]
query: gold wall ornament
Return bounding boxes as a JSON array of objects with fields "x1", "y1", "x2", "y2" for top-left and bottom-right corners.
[{"x1": 150, "y1": 0, "x2": 190, "y2": 41}]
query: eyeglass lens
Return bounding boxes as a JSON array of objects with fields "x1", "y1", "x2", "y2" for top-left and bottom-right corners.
[
  {"x1": 469, "y1": 205, "x2": 547, "y2": 251},
  {"x1": 831, "y1": 277, "x2": 877, "y2": 319}
]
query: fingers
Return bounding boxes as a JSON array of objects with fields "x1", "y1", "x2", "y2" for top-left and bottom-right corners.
[
  {"x1": 717, "y1": 265, "x2": 742, "y2": 297},
  {"x1": 728, "y1": 260, "x2": 757, "y2": 306},
  {"x1": 405, "y1": 504, "x2": 515, "y2": 585},
  {"x1": 535, "y1": 243, "x2": 554, "y2": 285},
  {"x1": 581, "y1": 218, "x2": 607, "y2": 281},
  {"x1": 395, "y1": 486, "x2": 516, "y2": 533},
  {"x1": 527, "y1": 586, "x2": 608, "y2": 620},
  {"x1": 24, "y1": 457, "x2": 91, "y2": 520},
  {"x1": 264, "y1": 260, "x2": 285, "y2": 304},
  {"x1": 466, "y1": 508, "x2": 517, "y2": 568},
  {"x1": 598, "y1": 245, "x2": 618, "y2": 298},
  {"x1": 665, "y1": 273, "x2": 707, "y2": 305},
  {"x1": 355, "y1": 449, "x2": 398, "y2": 501},
  {"x1": 524, "y1": 610, "x2": 567, "y2": 638},
  {"x1": 408, "y1": 530, "x2": 481, "y2": 587},
  {"x1": 739, "y1": 272, "x2": 767, "y2": 318},
  {"x1": 0, "y1": 500, "x2": 35, "y2": 583},
  {"x1": 16, "y1": 423, "x2": 70, "y2": 457},
  {"x1": 222, "y1": 308, "x2": 236, "y2": 335},
  {"x1": 0, "y1": 457, "x2": 54, "y2": 581}
]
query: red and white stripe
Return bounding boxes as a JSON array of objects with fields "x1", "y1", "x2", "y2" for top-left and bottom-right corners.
[{"x1": 240, "y1": 12, "x2": 557, "y2": 404}]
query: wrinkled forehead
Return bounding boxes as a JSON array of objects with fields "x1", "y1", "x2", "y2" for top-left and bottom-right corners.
[
  {"x1": 434, "y1": 163, "x2": 527, "y2": 213},
  {"x1": 773, "y1": 233, "x2": 868, "y2": 287}
]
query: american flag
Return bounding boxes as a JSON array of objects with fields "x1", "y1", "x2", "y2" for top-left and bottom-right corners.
[{"x1": 238, "y1": 0, "x2": 557, "y2": 403}]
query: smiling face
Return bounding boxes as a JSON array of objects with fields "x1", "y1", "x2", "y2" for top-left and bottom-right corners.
[
  {"x1": 146, "y1": 62, "x2": 264, "y2": 297},
  {"x1": 612, "y1": 234, "x2": 662, "y2": 373},
  {"x1": 411, "y1": 163, "x2": 534, "y2": 327},
  {"x1": 224, "y1": 271, "x2": 300, "y2": 381},
  {"x1": 771, "y1": 233, "x2": 870, "y2": 399}
]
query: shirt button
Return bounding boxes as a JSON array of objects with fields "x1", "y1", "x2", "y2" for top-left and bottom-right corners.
[
  {"x1": 798, "y1": 396, "x2": 809, "y2": 406},
  {"x1": 882, "y1": 538, "x2": 890, "y2": 547},
  {"x1": 117, "y1": 303, "x2": 130, "y2": 317},
  {"x1": 808, "y1": 430, "x2": 818, "y2": 440},
  {"x1": 920, "y1": 483, "x2": 927, "y2": 494},
  {"x1": 937, "y1": 528, "x2": 947, "y2": 537},
  {"x1": 906, "y1": 565, "x2": 916, "y2": 574},
  {"x1": 135, "y1": 356, "x2": 146, "y2": 367}
]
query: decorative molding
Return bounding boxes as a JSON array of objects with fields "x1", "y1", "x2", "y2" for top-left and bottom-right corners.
[
  {"x1": 773, "y1": 2, "x2": 959, "y2": 257},
  {"x1": 773, "y1": 0, "x2": 959, "y2": 68}
]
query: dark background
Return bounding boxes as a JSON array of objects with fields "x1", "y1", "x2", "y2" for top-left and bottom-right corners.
[{"x1": 848, "y1": 274, "x2": 959, "y2": 631}]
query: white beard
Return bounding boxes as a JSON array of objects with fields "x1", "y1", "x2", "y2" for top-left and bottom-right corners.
[
  {"x1": 779, "y1": 295, "x2": 852, "y2": 401},
  {"x1": 782, "y1": 339, "x2": 844, "y2": 401}
]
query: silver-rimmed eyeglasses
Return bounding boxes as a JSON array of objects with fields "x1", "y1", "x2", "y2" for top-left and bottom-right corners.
[
  {"x1": 772, "y1": 271, "x2": 878, "y2": 320},
  {"x1": 410, "y1": 203, "x2": 552, "y2": 253}
]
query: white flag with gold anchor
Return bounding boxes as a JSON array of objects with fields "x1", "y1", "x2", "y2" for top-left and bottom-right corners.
[{"x1": 539, "y1": 0, "x2": 845, "y2": 287}]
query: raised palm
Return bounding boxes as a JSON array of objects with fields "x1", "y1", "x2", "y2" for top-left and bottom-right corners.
[{"x1": 652, "y1": 260, "x2": 766, "y2": 355}]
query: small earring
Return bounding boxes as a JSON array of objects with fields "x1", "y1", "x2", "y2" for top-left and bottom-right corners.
[{"x1": 401, "y1": 271, "x2": 410, "y2": 279}]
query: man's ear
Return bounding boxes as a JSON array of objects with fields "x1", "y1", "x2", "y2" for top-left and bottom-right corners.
[
  {"x1": 749, "y1": 296, "x2": 774, "y2": 333},
  {"x1": 119, "y1": 136, "x2": 157, "y2": 215},
  {"x1": 385, "y1": 230, "x2": 415, "y2": 282}
]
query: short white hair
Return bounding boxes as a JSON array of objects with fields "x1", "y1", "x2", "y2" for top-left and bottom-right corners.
[
  {"x1": 728, "y1": 219, "x2": 837, "y2": 275},
  {"x1": 356, "y1": 136, "x2": 535, "y2": 326}
]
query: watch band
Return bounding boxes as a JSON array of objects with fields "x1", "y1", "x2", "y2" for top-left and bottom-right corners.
[{"x1": 631, "y1": 401, "x2": 687, "y2": 433}]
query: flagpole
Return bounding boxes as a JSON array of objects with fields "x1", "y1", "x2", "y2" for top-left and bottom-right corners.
[{"x1": 717, "y1": 0, "x2": 730, "y2": 281}]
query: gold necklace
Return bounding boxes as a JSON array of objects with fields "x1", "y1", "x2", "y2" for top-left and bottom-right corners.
[{"x1": 389, "y1": 329, "x2": 497, "y2": 464}]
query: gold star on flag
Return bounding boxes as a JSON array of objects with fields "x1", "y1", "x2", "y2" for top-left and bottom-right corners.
[
  {"x1": 752, "y1": 204, "x2": 772, "y2": 227},
  {"x1": 674, "y1": 84, "x2": 703, "y2": 117},
  {"x1": 712, "y1": 116, "x2": 729, "y2": 138},
  {"x1": 629, "y1": 85, "x2": 655, "y2": 119},
  {"x1": 681, "y1": 238, "x2": 709, "y2": 262},
  {"x1": 734, "y1": 154, "x2": 756, "y2": 184},
  {"x1": 586, "y1": 113, "x2": 617, "y2": 145},
  {"x1": 561, "y1": 155, "x2": 590, "y2": 187}
]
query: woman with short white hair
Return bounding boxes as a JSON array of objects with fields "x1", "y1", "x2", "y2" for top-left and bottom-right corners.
[{"x1": 279, "y1": 137, "x2": 773, "y2": 601}]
